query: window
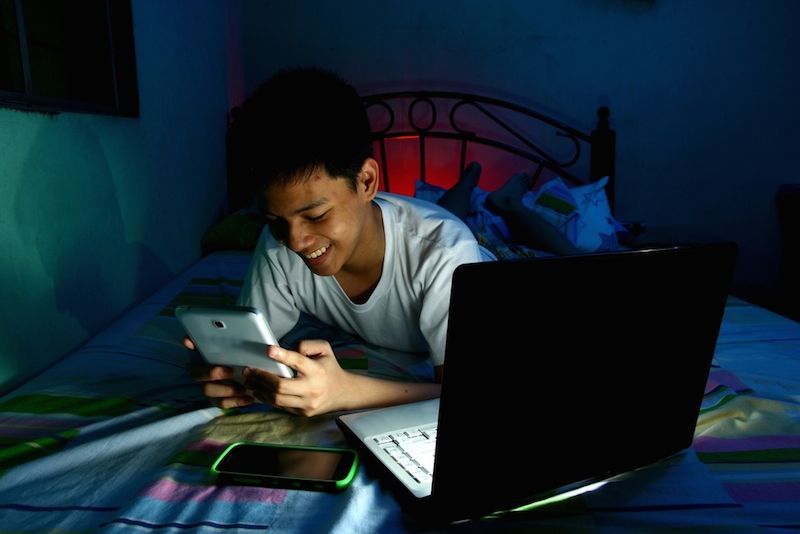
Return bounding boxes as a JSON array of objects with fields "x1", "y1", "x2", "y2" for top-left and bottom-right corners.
[{"x1": 0, "y1": 0, "x2": 138, "y2": 117}]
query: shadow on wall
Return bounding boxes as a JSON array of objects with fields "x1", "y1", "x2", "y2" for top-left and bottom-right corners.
[{"x1": 9, "y1": 117, "x2": 173, "y2": 374}]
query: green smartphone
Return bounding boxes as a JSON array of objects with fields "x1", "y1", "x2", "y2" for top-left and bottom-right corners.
[{"x1": 210, "y1": 441, "x2": 359, "y2": 492}]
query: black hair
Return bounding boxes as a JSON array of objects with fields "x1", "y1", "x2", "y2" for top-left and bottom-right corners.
[{"x1": 227, "y1": 67, "x2": 373, "y2": 203}]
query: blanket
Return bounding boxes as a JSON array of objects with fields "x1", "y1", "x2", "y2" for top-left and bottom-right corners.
[{"x1": 1, "y1": 252, "x2": 798, "y2": 533}]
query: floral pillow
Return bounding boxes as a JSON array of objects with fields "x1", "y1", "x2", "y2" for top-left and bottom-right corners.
[
  {"x1": 415, "y1": 175, "x2": 623, "y2": 253},
  {"x1": 530, "y1": 176, "x2": 622, "y2": 252}
]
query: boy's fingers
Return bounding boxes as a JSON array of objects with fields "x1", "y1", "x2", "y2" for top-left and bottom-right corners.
[{"x1": 188, "y1": 363, "x2": 234, "y2": 381}]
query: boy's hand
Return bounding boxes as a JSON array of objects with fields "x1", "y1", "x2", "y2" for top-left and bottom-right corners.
[
  {"x1": 243, "y1": 339, "x2": 349, "y2": 417},
  {"x1": 184, "y1": 336, "x2": 256, "y2": 409}
]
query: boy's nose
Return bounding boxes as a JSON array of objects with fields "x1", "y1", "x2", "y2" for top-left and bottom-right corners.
[{"x1": 287, "y1": 223, "x2": 313, "y2": 252}]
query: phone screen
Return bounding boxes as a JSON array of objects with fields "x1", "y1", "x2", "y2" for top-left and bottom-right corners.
[{"x1": 214, "y1": 443, "x2": 358, "y2": 482}]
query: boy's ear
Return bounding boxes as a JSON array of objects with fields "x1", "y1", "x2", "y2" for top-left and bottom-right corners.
[{"x1": 358, "y1": 158, "x2": 380, "y2": 200}]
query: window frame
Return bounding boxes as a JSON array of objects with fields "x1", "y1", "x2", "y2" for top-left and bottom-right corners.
[{"x1": 0, "y1": 0, "x2": 139, "y2": 117}]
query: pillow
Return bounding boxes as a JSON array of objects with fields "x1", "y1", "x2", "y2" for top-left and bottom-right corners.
[
  {"x1": 568, "y1": 176, "x2": 622, "y2": 252},
  {"x1": 414, "y1": 180, "x2": 447, "y2": 204},
  {"x1": 530, "y1": 176, "x2": 621, "y2": 252},
  {"x1": 414, "y1": 176, "x2": 623, "y2": 253},
  {"x1": 413, "y1": 179, "x2": 512, "y2": 240},
  {"x1": 527, "y1": 177, "x2": 581, "y2": 245},
  {"x1": 201, "y1": 209, "x2": 267, "y2": 254}
]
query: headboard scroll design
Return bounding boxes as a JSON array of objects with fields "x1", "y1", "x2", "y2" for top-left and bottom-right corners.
[
  {"x1": 362, "y1": 91, "x2": 616, "y2": 212},
  {"x1": 225, "y1": 91, "x2": 616, "y2": 215}
]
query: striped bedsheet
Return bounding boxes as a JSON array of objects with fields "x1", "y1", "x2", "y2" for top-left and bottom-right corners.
[{"x1": 0, "y1": 251, "x2": 797, "y2": 533}]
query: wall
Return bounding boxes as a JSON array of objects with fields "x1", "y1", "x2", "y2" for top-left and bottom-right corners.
[
  {"x1": 239, "y1": 0, "x2": 800, "y2": 299},
  {"x1": 1, "y1": 0, "x2": 795, "y2": 391},
  {"x1": 0, "y1": 0, "x2": 237, "y2": 393}
]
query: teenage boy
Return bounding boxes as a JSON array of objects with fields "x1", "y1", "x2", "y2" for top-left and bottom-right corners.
[{"x1": 187, "y1": 67, "x2": 484, "y2": 416}]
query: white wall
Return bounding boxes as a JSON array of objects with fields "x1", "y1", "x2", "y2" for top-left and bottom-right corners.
[
  {"x1": 239, "y1": 0, "x2": 800, "y2": 295},
  {"x1": 0, "y1": 0, "x2": 237, "y2": 392}
]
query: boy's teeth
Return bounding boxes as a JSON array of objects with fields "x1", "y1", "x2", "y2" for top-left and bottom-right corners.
[{"x1": 306, "y1": 245, "x2": 328, "y2": 259}]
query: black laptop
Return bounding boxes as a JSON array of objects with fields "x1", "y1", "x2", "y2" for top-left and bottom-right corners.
[{"x1": 337, "y1": 242, "x2": 738, "y2": 523}]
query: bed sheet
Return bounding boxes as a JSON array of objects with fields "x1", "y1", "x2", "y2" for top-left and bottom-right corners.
[{"x1": 0, "y1": 251, "x2": 798, "y2": 533}]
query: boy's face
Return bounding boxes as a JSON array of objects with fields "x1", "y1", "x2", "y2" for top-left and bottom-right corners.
[{"x1": 262, "y1": 164, "x2": 379, "y2": 277}]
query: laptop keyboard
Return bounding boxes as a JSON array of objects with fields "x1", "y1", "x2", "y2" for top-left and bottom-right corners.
[{"x1": 372, "y1": 423, "x2": 438, "y2": 484}]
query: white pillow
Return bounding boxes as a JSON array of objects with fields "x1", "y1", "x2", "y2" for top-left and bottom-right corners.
[
  {"x1": 415, "y1": 176, "x2": 623, "y2": 253},
  {"x1": 413, "y1": 180, "x2": 447, "y2": 203},
  {"x1": 567, "y1": 176, "x2": 621, "y2": 252}
]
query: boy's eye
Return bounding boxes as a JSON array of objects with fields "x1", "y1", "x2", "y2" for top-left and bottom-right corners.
[{"x1": 308, "y1": 211, "x2": 328, "y2": 222}]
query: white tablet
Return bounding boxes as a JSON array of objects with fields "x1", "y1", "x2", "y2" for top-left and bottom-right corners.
[{"x1": 175, "y1": 305, "x2": 294, "y2": 378}]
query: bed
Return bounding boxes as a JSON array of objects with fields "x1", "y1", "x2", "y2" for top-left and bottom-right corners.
[{"x1": 1, "y1": 90, "x2": 798, "y2": 533}]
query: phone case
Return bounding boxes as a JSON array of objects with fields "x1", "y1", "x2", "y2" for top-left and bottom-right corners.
[
  {"x1": 175, "y1": 305, "x2": 294, "y2": 378},
  {"x1": 210, "y1": 441, "x2": 359, "y2": 492}
]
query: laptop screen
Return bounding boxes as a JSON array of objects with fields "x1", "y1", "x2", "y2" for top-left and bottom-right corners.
[{"x1": 431, "y1": 243, "x2": 737, "y2": 517}]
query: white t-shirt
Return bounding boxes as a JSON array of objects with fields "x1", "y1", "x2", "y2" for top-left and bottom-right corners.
[{"x1": 237, "y1": 192, "x2": 484, "y2": 366}]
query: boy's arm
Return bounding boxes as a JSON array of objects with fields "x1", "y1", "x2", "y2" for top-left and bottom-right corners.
[
  {"x1": 241, "y1": 341, "x2": 441, "y2": 417},
  {"x1": 334, "y1": 371, "x2": 441, "y2": 411}
]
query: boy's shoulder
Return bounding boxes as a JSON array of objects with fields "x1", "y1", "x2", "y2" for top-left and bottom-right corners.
[
  {"x1": 376, "y1": 191, "x2": 461, "y2": 224},
  {"x1": 376, "y1": 192, "x2": 481, "y2": 256}
]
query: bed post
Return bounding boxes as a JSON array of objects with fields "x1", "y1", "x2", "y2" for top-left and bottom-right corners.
[{"x1": 591, "y1": 106, "x2": 616, "y2": 213}]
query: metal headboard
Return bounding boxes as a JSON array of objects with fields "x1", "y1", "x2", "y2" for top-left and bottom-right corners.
[
  {"x1": 225, "y1": 90, "x2": 616, "y2": 215},
  {"x1": 362, "y1": 90, "x2": 616, "y2": 213}
]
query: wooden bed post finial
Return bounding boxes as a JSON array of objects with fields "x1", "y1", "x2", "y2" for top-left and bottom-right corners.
[{"x1": 591, "y1": 106, "x2": 616, "y2": 213}]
